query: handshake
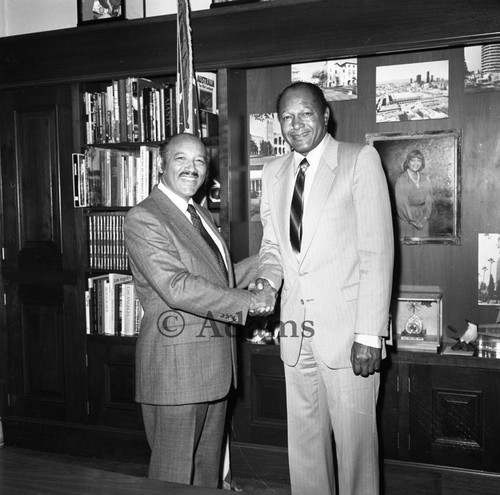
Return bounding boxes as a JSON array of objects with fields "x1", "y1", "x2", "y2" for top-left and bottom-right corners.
[{"x1": 248, "y1": 278, "x2": 277, "y2": 317}]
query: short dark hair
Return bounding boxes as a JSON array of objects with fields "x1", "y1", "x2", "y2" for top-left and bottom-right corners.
[{"x1": 276, "y1": 81, "x2": 328, "y2": 115}]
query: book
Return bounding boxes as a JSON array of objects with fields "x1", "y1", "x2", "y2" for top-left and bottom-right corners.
[
  {"x1": 121, "y1": 281, "x2": 137, "y2": 336},
  {"x1": 87, "y1": 211, "x2": 128, "y2": 271},
  {"x1": 87, "y1": 274, "x2": 109, "y2": 334},
  {"x1": 72, "y1": 153, "x2": 83, "y2": 207},
  {"x1": 196, "y1": 72, "x2": 217, "y2": 114},
  {"x1": 197, "y1": 72, "x2": 218, "y2": 138},
  {"x1": 107, "y1": 273, "x2": 133, "y2": 335}
]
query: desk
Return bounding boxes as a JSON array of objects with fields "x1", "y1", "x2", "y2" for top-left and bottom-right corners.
[{"x1": 0, "y1": 448, "x2": 223, "y2": 494}]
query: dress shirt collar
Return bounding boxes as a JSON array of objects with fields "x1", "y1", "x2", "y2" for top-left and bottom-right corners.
[
  {"x1": 157, "y1": 181, "x2": 195, "y2": 216},
  {"x1": 293, "y1": 133, "x2": 329, "y2": 174}
]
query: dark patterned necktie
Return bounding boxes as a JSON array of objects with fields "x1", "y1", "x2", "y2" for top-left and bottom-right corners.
[
  {"x1": 290, "y1": 158, "x2": 309, "y2": 252},
  {"x1": 187, "y1": 204, "x2": 228, "y2": 282}
]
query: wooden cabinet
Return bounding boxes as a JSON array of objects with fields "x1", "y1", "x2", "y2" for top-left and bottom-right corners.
[
  {"x1": 399, "y1": 356, "x2": 500, "y2": 472},
  {"x1": 231, "y1": 344, "x2": 500, "y2": 475},
  {"x1": 376, "y1": 353, "x2": 500, "y2": 473}
]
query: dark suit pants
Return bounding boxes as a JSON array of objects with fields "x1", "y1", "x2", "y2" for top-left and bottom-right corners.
[{"x1": 142, "y1": 398, "x2": 227, "y2": 488}]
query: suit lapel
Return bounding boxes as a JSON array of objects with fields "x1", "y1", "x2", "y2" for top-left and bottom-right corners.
[
  {"x1": 300, "y1": 137, "x2": 339, "y2": 261},
  {"x1": 271, "y1": 154, "x2": 298, "y2": 266},
  {"x1": 151, "y1": 188, "x2": 228, "y2": 286}
]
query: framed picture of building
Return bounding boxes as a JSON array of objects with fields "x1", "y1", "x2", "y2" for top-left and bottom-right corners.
[
  {"x1": 465, "y1": 44, "x2": 500, "y2": 93},
  {"x1": 375, "y1": 60, "x2": 449, "y2": 122},
  {"x1": 292, "y1": 58, "x2": 358, "y2": 101}
]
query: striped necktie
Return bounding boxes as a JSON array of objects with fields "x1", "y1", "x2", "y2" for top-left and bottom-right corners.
[
  {"x1": 187, "y1": 204, "x2": 228, "y2": 282},
  {"x1": 290, "y1": 158, "x2": 309, "y2": 253}
]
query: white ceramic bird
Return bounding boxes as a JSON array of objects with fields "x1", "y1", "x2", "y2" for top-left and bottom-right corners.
[
  {"x1": 460, "y1": 320, "x2": 478, "y2": 344},
  {"x1": 447, "y1": 320, "x2": 478, "y2": 352}
]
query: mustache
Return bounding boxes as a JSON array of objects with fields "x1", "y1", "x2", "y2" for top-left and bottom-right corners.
[{"x1": 180, "y1": 171, "x2": 200, "y2": 178}]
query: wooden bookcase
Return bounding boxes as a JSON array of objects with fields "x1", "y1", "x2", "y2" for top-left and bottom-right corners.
[{"x1": 1, "y1": 0, "x2": 500, "y2": 481}]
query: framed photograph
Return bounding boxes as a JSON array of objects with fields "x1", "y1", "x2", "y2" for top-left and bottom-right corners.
[
  {"x1": 465, "y1": 44, "x2": 500, "y2": 93},
  {"x1": 478, "y1": 233, "x2": 500, "y2": 305},
  {"x1": 391, "y1": 285, "x2": 443, "y2": 353},
  {"x1": 78, "y1": 0, "x2": 125, "y2": 25},
  {"x1": 249, "y1": 113, "x2": 291, "y2": 222},
  {"x1": 366, "y1": 129, "x2": 461, "y2": 245},
  {"x1": 375, "y1": 60, "x2": 448, "y2": 123},
  {"x1": 292, "y1": 58, "x2": 358, "y2": 101}
]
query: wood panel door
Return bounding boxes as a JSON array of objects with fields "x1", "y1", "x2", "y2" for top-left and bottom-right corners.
[{"x1": 0, "y1": 84, "x2": 86, "y2": 423}]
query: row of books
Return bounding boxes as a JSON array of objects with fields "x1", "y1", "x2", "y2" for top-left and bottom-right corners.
[
  {"x1": 83, "y1": 77, "x2": 177, "y2": 144},
  {"x1": 86, "y1": 273, "x2": 143, "y2": 336},
  {"x1": 81, "y1": 72, "x2": 218, "y2": 145},
  {"x1": 88, "y1": 211, "x2": 128, "y2": 271},
  {"x1": 73, "y1": 145, "x2": 160, "y2": 207}
]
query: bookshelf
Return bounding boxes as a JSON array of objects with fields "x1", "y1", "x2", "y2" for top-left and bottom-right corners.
[
  {"x1": 2, "y1": 0, "x2": 500, "y2": 477},
  {"x1": 74, "y1": 73, "x2": 219, "y2": 341}
]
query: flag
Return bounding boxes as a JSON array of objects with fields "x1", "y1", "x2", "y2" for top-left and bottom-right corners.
[{"x1": 176, "y1": 0, "x2": 202, "y2": 137}]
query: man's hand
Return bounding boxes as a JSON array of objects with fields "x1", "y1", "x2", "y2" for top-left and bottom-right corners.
[
  {"x1": 350, "y1": 341, "x2": 381, "y2": 377},
  {"x1": 248, "y1": 278, "x2": 277, "y2": 317}
]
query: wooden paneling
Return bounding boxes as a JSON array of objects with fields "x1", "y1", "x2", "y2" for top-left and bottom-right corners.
[
  {"x1": 0, "y1": 84, "x2": 85, "y2": 422},
  {"x1": 231, "y1": 342, "x2": 287, "y2": 447},
  {"x1": 1, "y1": 1, "x2": 500, "y2": 88},
  {"x1": 87, "y1": 337, "x2": 143, "y2": 430},
  {"x1": 241, "y1": 46, "x2": 500, "y2": 339},
  {"x1": 218, "y1": 69, "x2": 250, "y2": 258}
]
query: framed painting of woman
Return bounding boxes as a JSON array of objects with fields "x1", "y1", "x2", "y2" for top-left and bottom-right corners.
[{"x1": 366, "y1": 130, "x2": 461, "y2": 245}]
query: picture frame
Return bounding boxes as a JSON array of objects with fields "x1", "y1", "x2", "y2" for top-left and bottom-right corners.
[
  {"x1": 375, "y1": 60, "x2": 449, "y2": 123},
  {"x1": 292, "y1": 58, "x2": 358, "y2": 101},
  {"x1": 366, "y1": 129, "x2": 461, "y2": 245},
  {"x1": 77, "y1": 0, "x2": 125, "y2": 26},
  {"x1": 391, "y1": 285, "x2": 443, "y2": 353}
]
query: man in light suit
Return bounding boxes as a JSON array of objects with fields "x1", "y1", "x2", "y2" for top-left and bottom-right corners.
[
  {"x1": 124, "y1": 133, "x2": 274, "y2": 488},
  {"x1": 256, "y1": 82, "x2": 394, "y2": 494}
]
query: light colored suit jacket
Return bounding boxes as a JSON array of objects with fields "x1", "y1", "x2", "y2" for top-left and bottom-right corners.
[
  {"x1": 258, "y1": 135, "x2": 394, "y2": 369},
  {"x1": 124, "y1": 187, "x2": 255, "y2": 405}
]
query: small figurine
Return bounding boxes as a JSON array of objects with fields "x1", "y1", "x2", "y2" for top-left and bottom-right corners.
[{"x1": 447, "y1": 319, "x2": 478, "y2": 352}]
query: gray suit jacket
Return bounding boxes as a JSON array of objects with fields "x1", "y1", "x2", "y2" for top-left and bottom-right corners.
[
  {"x1": 258, "y1": 135, "x2": 394, "y2": 369},
  {"x1": 124, "y1": 187, "x2": 255, "y2": 405}
]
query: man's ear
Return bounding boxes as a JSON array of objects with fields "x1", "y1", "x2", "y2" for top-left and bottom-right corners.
[{"x1": 156, "y1": 155, "x2": 163, "y2": 175}]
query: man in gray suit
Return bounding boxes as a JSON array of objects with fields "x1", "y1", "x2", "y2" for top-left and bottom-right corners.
[
  {"x1": 256, "y1": 82, "x2": 394, "y2": 494},
  {"x1": 124, "y1": 133, "x2": 274, "y2": 488}
]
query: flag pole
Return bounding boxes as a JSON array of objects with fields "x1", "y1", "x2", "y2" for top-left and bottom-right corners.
[{"x1": 176, "y1": 0, "x2": 202, "y2": 137}]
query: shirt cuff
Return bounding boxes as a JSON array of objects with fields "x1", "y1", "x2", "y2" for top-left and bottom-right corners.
[
  {"x1": 354, "y1": 334, "x2": 382, "y2": 348},
  {"x1": 258, "y1": 276, "x2": 277, "y2": 291}
]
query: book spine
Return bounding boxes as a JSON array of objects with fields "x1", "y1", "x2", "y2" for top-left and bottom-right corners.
[
  {"x1": 112, "y1": 80, "x2": 120, "y2": 142},
  {"x1": 131, "y1": 77, "x2": 140, "y2": 142},
  {"x1": 134, "y1": 292, "x2": 142, "y2": 335},
  {"x1": 72, "y1": 153, "x2": 80, "y2": 207},
  {"x1": 85, "y1": 289, "x2": 91, "y2": 335},
  {"x1": 122, "y1": 283, "x2": 133, "y2": 337},
  {"x1": 88, "y1": 213, "x2": 94, "y2": 270},
  {"x1": 118, "y1": 78, "x2": 128, "y2": 142}
]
